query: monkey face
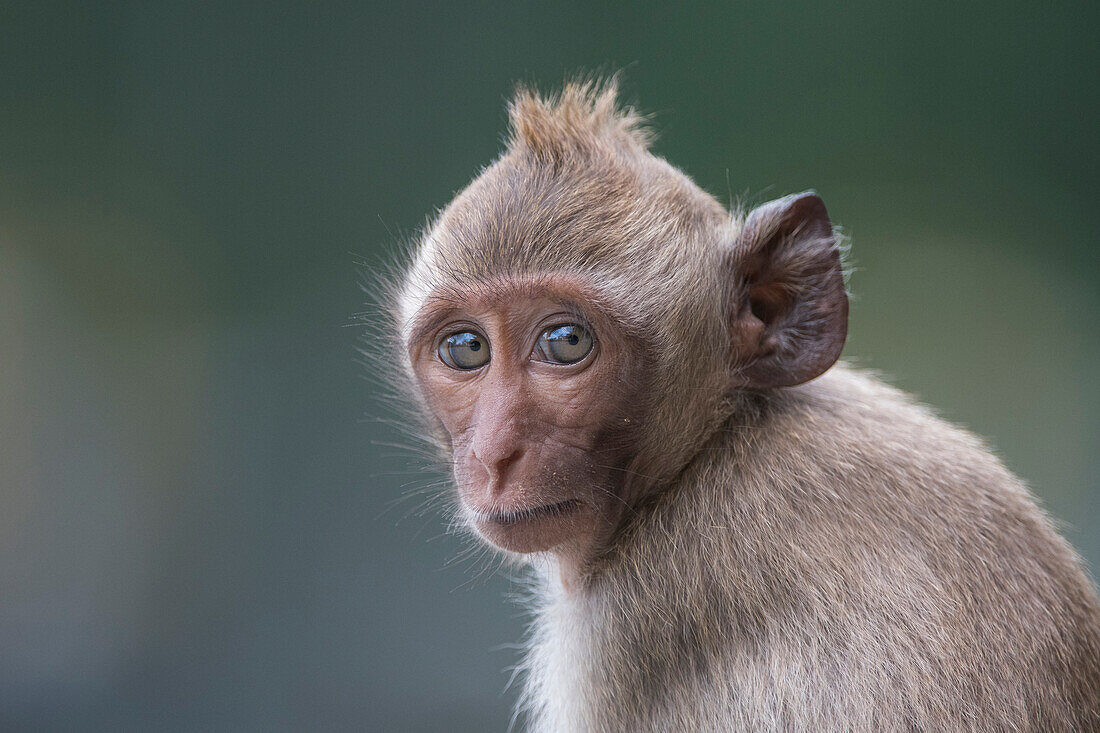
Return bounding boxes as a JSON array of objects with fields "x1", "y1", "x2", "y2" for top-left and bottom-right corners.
[
  {"x1": 406, "y1": 275, "x2": 645, "y2": 561},
  {"x1": 394, "y1": 81, "x2": 847, "y2": 575}
]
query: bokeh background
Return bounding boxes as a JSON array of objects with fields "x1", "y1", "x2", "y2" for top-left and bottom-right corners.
[{"x1": 2, "y1": 2, "x2": 1098, "y2": 731}]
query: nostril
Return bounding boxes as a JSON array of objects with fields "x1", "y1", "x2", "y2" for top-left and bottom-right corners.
[
  {"x1": 495, "y1": 449, "x2": 522, "y2": 476},
  {"x1": 473, "y1": 447, "x2": 523, "y2": 487}
]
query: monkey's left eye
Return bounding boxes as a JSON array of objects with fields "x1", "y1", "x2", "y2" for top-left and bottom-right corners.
[
  {"x1": 534, "y1": 324, "x2": 594, "y2": 365},
  {"x1": 438, "y1": 331, "x2": 490, "y2": 370}
]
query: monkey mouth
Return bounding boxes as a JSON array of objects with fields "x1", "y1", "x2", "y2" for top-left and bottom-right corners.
[{"x1": 473, "y1": 499, "x2": 582, "y2": 526}]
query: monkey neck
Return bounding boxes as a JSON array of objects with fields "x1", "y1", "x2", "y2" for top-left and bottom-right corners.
[{"x1": 522, "y1": 383, "x2": 807, "y2": 729}]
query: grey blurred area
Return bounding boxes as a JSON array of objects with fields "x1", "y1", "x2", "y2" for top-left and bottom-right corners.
[{"x1": 1, "y1": 1, "x2": 1097, "y2": 730}]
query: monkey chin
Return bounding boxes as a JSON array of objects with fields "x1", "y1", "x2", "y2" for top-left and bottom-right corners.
[{"x1": 466, "y1": 499, "x2": 594, "y2": 555}]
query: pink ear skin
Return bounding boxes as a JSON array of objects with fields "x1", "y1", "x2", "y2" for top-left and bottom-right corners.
[{"x1": 730, "y1": 192, "x2": 848, "y2": 390}]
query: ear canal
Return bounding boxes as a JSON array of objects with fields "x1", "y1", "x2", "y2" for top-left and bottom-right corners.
[{"x1": 730, "y1": 192, "x2": 848, "y2": 389}]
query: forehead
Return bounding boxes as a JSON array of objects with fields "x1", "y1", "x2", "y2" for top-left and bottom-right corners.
[
  {"x1": 427, "y1": 148, "x2": 724, "y2": 281},
  {"x1": 430, "y1": 273, "x2": 594, "y2": 308}
]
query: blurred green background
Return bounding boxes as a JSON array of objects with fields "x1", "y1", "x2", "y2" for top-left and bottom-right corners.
[{"x1": 1, "y1": 2, "x2": 1097, "y2": 731}]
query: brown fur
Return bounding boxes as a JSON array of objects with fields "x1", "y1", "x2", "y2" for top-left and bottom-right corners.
[{"x1": 390, "y1": 78, "x2": 1100, "y2": 731}]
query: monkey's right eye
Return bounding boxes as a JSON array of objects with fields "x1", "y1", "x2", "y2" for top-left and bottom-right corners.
[{"x1": 438, "y1": 331, "x2": 490, "y2": 370}]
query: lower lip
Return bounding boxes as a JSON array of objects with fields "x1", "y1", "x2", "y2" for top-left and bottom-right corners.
[
  {"x1": 478, "y1": 499, "x2": 582, "y2": 526},
  {"x1": 470, "y1": 499, "x2": 590, "y2": 554}
]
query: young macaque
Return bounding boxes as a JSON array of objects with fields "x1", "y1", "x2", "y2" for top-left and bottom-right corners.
[{"x1": 387, "y1": 79, "x2": 1100, "y2": 731}]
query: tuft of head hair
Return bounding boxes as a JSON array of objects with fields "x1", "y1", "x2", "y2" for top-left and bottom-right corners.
[{"x1": 507, "y1": 76, "x2": 654, "y2": 162}]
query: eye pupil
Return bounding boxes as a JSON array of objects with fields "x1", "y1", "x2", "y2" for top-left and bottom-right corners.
[
  {"x1": 537, "y1": 323, "x2": 594, "y2": 364},
  {"x1": 438, "y1": 331, "x2": 490, "y2": 370}
]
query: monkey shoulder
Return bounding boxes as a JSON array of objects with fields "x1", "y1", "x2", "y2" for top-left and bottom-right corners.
[
  {"x1": 754, "y1": 363, "x2": 1029, "y2": 510},
  {"x1": 713, "y1": 364, "x2": 1086, "y2": 580}
]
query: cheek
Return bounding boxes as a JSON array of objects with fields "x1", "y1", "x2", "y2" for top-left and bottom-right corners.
[
  {"x1": 417, "y1": 378, "x2": 478, "y2": 440},
  {"x1": 533, "y1": 369, "x2": 638, "y2": 450},
  {"x1": 554, "y1": 388, "x2": 607, "y2": 433},
  {"x1": 520, "y1": 392, "x2": 642, "y2": 495},
  {"x1": 529, "y1": 365, "x2": 621, "y2": 430}
]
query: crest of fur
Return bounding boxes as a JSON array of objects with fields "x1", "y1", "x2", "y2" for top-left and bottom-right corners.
[{"x1": 507, "y1": 77, "x2": 654, "y2": 161}]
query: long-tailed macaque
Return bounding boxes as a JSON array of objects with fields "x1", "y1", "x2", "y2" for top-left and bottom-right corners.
[{"x1": 387, "y1": 79, "x2": 1100, "y2": 731}]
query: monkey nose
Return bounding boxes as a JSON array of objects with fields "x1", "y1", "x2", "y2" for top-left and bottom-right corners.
[{"x1": 473, "y1": 446, "x2": 524, "y2": 494}]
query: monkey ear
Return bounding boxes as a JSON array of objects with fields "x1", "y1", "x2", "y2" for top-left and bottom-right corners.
[{"x1": 729, "y1": 192, "x2": 848, "y2": 389}]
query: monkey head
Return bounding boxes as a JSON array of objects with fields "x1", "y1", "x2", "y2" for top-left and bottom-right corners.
[{"x1": 392, "y1": 80, "x2": 847, "y2": 571}]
